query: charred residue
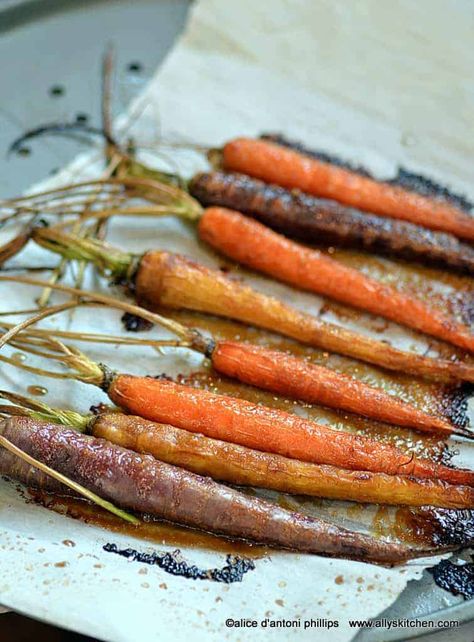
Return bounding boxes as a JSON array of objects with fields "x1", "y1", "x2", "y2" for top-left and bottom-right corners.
[
  {"x1": 121, "y1": 312, "x2": 153, "y2": 332},
  {"x1": 393, "y1": 507, "x2": 474, "y2": 548},
  {"x1": 440, "y1": 383, "x2": 473, "y2": 431},
  {"x1": 391, "y1": 169, "x2": 472, "y2": 213},
  {"x1": 103, "y1": 543, "x2": 255, "y2": 583},
  {"x1": 428, "y1": 555, "x2": 474, "y2": 599}
]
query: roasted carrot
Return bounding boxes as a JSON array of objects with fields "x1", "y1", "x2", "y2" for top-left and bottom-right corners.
[
  {"x1": 190, "y1": 171, "x2": 474, "y2": 276},
  {"x1": 34, "y1": 225, "x2": 474, "y2": 383},
  {"x1": 2, "y1": 276, "x2": 468, "y2": 442},
  {"x1": 198, "y1": 207, "x2": 474, "y2": 354},
  {"x1": 91, "y1": 412, "x2": 474, "y2": 509},
  {"x1": 0, "y1": 416, "x2": 423, "y2": 563},
  {"x1": 3, "y1": 313, "x2": 473, "y2": 490},
  {"x1": 2, "y1": 274, "x2": 469, "y2": 439},
  {"x1": 134, "y1": 250, "x2": 474, "y2": 383},
  {"x1": 1, "y1": 273, "x2": 465, "y2": 436},
  {"x1": 222, "y1": 137, "x2": 474, "y2": 242},
  {"x1": 210, "y1": 341, "x2": 460, "y2": 435},
  {"x1": 107, "y1": 375, "x2": 474, "y2": 487}
]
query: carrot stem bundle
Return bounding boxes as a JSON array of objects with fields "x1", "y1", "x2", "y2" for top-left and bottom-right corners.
[
  {"x1": 221, "y1": 137, "x2": 474, "y2": 242},
  {"x1": 198, "y1": 207, "x2": 474, "y2": 354}
]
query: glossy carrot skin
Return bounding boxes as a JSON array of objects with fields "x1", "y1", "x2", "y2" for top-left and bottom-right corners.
[
  {"x1": 134, "y1": 250, "x2": 474, "y2": 383},
  {"x1": 198, "y1": 207, "x2": 474, "y2": 354},
  {"x1": 108, "y1": 375, "x2": 474, "y2": 487},
  {"x1": 211, "y1": 341, "x2": 456, "y2": 435},
  {"x1": 222, "y1": 137, "x2": 474, "y2": 242},
  {"x1": 92, "y1": 413, "x2": 474, "y2": 509},
  {"x1": 0, "y1": 416, "x2": 423, "y2": 563},
  {"x1": 190, "y1": 171, "x2": 474, "y2": 276}
]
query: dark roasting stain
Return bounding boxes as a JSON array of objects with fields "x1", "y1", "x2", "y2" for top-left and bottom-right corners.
[
  {"x1": 90, "y1": 403, "x2": 108, "y2": 415},
  {"x1": 152, "y1": 373, "x2": 174, "y2": 381},
  {"x1": 441, "y1": 383, "x2": 473, "y2": 431},
  {"x1": 121, "y1": 312, "x2": 153, "y2": 332},
  {"x1": 391, "y1": 169, "x2": 473, "y2": 214},
  {"x1": 428, "y1": 556, "x2": 474, "y2": 599},
  {"x1": 103, "y1": 543, "x2": 255, "y2": 583},
  {"x1": 391, "y1": 507, "x2": 474, "y2": 548},
  {"x1": 261, "y1": 133, "x2": 473, "y2": 212},
  {"x1": 24, "y1": 489, "x2": 266, "y2": 556}
]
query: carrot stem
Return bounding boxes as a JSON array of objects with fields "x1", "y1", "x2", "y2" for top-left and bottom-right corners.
[
  {"x1": 0, "y1": 274, "x2": 196, "y2": 344},
  {"x1": 0, "y1": 301, "x2": 79, "y2": 350}
]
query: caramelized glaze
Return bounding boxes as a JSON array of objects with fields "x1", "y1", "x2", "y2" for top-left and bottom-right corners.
[{"x1": 29, "y1": 490, "x2": 267, "y2": 557}]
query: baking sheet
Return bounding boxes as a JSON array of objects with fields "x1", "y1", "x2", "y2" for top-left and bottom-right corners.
[{"x1": 0, "y1": 0, "x2": 473, "y2": 640}]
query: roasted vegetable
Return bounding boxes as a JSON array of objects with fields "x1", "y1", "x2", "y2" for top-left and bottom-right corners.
[
  {"x1": 190, "y1": 171, "x2": 474, "y2": 275},
  {"x1": 221, "y1": 137, "x2": 474, "y2": 242},
  {"x1": 0, "y1": 416, "x2": 425, "y2": 564}
]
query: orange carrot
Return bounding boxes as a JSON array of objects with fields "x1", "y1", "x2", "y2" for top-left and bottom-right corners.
[
  {"x1": 198, "y1": 207, "x2": 474, "y2": 353},
  {"x1": 33, "y1": 225, "x2": 474, "y2": 382},
  {"x1": 92, "y1": 413, "x2": 474, "y2": 508},
  {"x1": 107, "y1": 375, "x2": 474, "y2": 487},
  {"x1": 135, "y1": 250, "x2": 474, "y2": 383},
  {"x1": 222, "y1": 137, "x2": 474, "y2": 242},
  {"x1": 210, "y1": 341, "x2": 460, "y2": 436}
]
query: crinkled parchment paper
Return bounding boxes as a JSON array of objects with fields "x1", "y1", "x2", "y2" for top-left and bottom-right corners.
[{"x1": 0, "y1": 1, "x2": 473, "y2": 640}]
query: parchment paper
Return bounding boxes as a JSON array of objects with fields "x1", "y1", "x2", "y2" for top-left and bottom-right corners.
[{"x1": 0, "y1": 1, "x2": 473, "y2": 640}]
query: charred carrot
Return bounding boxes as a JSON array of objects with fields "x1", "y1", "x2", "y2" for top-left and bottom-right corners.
[
  {"x1": 221, "y1": 137, "x2": 474, "y2": 242},
  {"x1": 190, "y1": 171, "x2": 474, "y2": 276},
  {"x1": 198, "y1": 207, "x2": 474, "y2": 354},
  {"x1": 107, "y1": 375, "x2": 474, "y2": 487},
  {"x1": 0, "y1": 416, "x2": 423, "y2": 563},
  {"x1": 210, "y1": 341, "x2": 460, "y2": 436},
  {"x1": 33, "y1": 226, "x2": 474, "y2": 383},
  {"x1": 91, "y1": 412, "x2": 474, "y2": 509}
]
